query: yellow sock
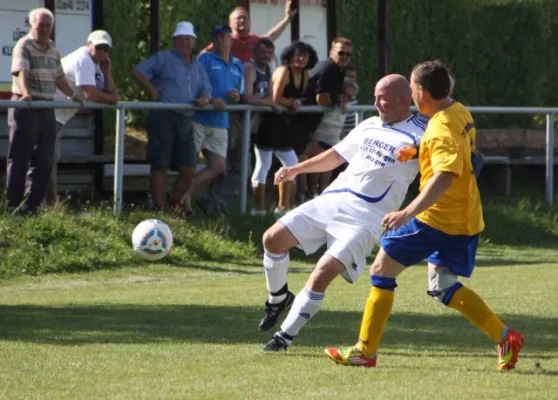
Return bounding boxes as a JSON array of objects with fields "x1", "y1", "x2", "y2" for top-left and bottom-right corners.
[
  {"x1": 448, "y1": 285, "x2": 505, "y2": 343},
  {"x1": 356, "y1": 286, "x2": 394, "y2": 357}
]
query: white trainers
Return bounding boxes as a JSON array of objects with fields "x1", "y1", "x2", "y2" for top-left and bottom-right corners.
[
  {"x1": 250, "y1": 209, "x2": 266, "y2": 217},
  {"x1": 273, "y1": 207, "x2": 287, "y2": 218}
]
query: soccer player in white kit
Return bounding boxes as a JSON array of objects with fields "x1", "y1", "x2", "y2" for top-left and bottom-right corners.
[{"x1": 259, "y1": 74, "x2": 427, "y2": 351}]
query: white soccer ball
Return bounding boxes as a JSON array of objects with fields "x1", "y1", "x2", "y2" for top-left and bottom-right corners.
[{"x1": 132, "y1": 219, "x2": 173, "y2": 261}]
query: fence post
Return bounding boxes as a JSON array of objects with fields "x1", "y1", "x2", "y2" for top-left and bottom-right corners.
[
  {"x1": 546, "y1": 113, "x2": 555, "y2": 205},
  {"x1": 113, "y1": 105, "x2": 126, "y2": 215},
  {"x1": 239, "y1": 109, "x2": 252, "y2": 214}
]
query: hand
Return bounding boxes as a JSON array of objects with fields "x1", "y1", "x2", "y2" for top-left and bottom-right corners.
[
  {"x1": 71, "y1": 92, "x2": 84, "y2": 106},
  {"x1": 274, "y1": 166, "x2": 299, "y2": 185},
  {"x1": 285, "y1": 0, "x2": 298, "y2": 20},
  {"x1": 212, "y1": 97, "x2": 226, "y2": 110},
  {"x1": 100, "y1": 56, "x2": 111, "y2": 74},
  {"x1": 19, "y1": 93, "x2": 32, "y2": 104},
  {"x1": 195, "y1": 96, "x2": 209, "y2": 107},
  {"x1": 271, "y1": 103, "x2": 284, "y2": 113},
  {"x1": 227, "y1": 88, "x2": 240, "y2": 104},
  {"x1": 382, "y1": 210, "x2": 411, "y2": 231},
  {"x1": 108, "y1": 93, "x2": 119, "y2": 105},
  {"x1": 289, "y1": 99, "x2": 300, "y2": 111},
  {"x1": 150, "y1": 89, "x2": 160, "y2": 102},
  {"x1": 340, "y1": 101, "x2": 348, "y2": 114},
  {"x1": 395, "y1": 146, "x2": 418, "y2": 162}
]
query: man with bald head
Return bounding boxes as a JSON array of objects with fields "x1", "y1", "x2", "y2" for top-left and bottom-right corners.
[{"x1": 257, "y1": 74, "x2": 426, "y2": 352}]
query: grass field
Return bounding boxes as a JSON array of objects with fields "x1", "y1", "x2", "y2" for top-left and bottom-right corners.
[
  {"x1": 1, "y1": 248, "x2": 557, "y2": 398},
  {"x1": 0, "y1": 198, "x2": 557, "y2": 399}
]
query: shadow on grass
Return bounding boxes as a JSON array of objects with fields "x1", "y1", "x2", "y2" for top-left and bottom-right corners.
[{"x1": 0, "y1": 304, "x2": 555, "y2": 360}]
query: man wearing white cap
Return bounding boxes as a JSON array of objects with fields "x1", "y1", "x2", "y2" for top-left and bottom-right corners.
[
  {"x1": 45, "y1": 30, "x2": 119, "y2": 206},
  {"x1": 131, "y1": 22, "x2": 212, "y2": 213}
]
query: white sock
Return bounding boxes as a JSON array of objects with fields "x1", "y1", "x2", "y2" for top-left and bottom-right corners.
[
  {"x1": 263, "y1": 251, "x2": 290, "y2": 303},
  {"x1": 280, "y1": 286, "x2": 325, "y2": 337}
]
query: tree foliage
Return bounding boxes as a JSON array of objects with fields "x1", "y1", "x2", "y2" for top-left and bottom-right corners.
[{"x1": 337, "y1": 0, "x2": 558, "y2": 127}]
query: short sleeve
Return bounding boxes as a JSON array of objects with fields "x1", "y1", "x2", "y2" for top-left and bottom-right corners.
[
  {"x1": 333, "y1": 122, "x2": 364, "y2": 162},
  {"x1": 427, "y1": 122, "x2": 463, "y2": 177},
  {"x1": 74, "y1": 57, "x2": 97, "y2": 87},
  {"x1": 11, "y1": 40, "x2": 30, "y2": 75},
  {"x1": 134, "y1": 52, "x2": 162, "y2": 80},
  {"x1": 316, "y1": 64, "x2": 340, "y2": 94},
  {"x1": 54, "y1": 51, "x2": 64, "y2": 80}
]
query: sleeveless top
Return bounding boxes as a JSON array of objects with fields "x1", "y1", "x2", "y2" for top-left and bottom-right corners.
[
  {"x1": 251, "y1": 60, "x2": 271, "y2": 98},
  {"x1": 255, "y1": 66, "x2": 308, "y2": 153}
]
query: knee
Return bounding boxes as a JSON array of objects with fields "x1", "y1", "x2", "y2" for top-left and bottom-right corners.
[
  {"x1": 262, "y1": 228, "x2": 282, "y2": 254},
  {"x1": 211, "y1": 158, "x2": 227, "y2": 176},
  {"x1": 307, "y1": 262, "x2": 339, "y2": 292},
  {"x1": 427, "y1": 268, "x2": 462, "y2": 305}
]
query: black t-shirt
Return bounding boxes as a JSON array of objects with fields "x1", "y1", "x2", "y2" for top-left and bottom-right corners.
[{"x1": 304, "y1": 58, "x2": 345, "y2": 106}]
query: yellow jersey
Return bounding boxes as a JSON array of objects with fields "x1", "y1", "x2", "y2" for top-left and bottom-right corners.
[{"x1": 415, "y1": 102, "x2": 484, "y2": 235}]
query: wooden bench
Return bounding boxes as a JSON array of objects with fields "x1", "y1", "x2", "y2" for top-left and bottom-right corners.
[{"x1": 0, "y1": 154, "x2": 146, "y2": 191}]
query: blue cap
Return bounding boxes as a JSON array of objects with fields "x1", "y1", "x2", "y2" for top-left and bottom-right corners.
[{"x1": 211, "y1": 24, "x2": 232, "y2": 35}]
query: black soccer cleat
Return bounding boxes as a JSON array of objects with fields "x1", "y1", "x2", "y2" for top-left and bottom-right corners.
[
  {"x1": 258, "y1": 291, "x2": 295, "y2": 331},
  {"x1": 263, "y1": 334, "x2": 289, "y2": 352}
]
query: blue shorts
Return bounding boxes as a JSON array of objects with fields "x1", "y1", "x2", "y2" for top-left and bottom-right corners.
[{"x1": 380, "y1": 218, "x2": 479, "y2": 277}]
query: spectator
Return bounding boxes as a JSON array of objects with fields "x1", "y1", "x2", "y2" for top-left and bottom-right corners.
[
  {"x1": 207, "y1": 1, "x2": 297, "y2": 181},
  {"x1": 6, "y1": 8, "x2": 82, "y2": 216},
  {"x1": 243, "y1": 38, "x2": 283, "y2": 216},
  {"x1": 131, "y1": 21, "x2": 211, "y2": 213},
  {"x1": 253, "y1": 41, "x2": 317, "y2": 216},
  {"x1": 308, "y1": 77, "x2": 359, "y2": 197},
  {"x1": 183, "y1": 24, "x2": 244, "y2": 215},
  {"x1": 302, "y1": 36, "x2": 353, "y2": 146},
  {"x1": 45, "y1": 30, "x2": 119, "y2": 206},
  {"x1": 203, "y1": 0, "x2": 298, "y2": 63}
]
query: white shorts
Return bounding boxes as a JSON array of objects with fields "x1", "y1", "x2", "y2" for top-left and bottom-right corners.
[
  {"x1": 279, "y1": 192, "x2": 384, "y2": 283},
  {"x1": 193, "y1": 121, "x2": 228, "y2": 158}
]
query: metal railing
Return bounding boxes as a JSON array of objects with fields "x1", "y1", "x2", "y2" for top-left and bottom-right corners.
[{"x1": 0, "y1": 100, "x2": 556, "y2": 214}]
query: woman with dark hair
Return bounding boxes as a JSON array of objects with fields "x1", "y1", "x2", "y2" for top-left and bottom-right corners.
[{"x1": 251, "y1": 41, "x2": 317, "y2": 216}]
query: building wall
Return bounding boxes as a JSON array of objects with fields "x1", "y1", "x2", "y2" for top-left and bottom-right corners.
[{"x1": 249, "y1": 0, "x2": 328, "y2": 63}]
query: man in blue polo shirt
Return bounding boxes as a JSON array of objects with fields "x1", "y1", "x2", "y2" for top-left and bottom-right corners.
[
  {"x1": 131, "y1": 21, "x2": 212, "y2": 213},
  {"x1": 183, "y1": 24, "x2": 245, "y2": 213}
]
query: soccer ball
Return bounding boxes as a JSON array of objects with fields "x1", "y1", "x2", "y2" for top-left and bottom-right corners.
[{"x1": 132, "y1": 219, "x2": 173, "y2": 261}]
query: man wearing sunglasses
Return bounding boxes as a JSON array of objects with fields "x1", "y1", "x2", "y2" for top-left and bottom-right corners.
[
  {"x1": 302, "y1": 38, "x2": 353, "y2": 158},
  {"x1": 45, "y1": 30, "x2": 119, "y2": 206}
]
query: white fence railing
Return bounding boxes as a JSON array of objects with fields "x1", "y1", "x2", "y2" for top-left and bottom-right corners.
[{"x1": 0, "y1": 100, "x2": 556, "y2": 214}]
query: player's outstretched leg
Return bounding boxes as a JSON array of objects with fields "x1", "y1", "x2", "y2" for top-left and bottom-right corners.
[
  {"x1": 325, "y1": 249, "x2": 404, "y2": 367},
  {"x1": 426, "y1": 265, "x2": 525, "y2": 370},
  {"x1": 263, "y1": 254, "x2": 345, "y2": 352},
  {"x1": 259, "y1": 222, "x2": 299, "y2": 332}
]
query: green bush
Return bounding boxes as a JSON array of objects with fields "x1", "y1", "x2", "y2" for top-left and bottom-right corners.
[{"x1": 338, "y1": 0, "x2": 558, "y2": 128}]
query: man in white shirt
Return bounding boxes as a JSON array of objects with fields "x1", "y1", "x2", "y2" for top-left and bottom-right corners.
[
  {"x1": 45, "y1": 30, "x2": 119, "y2": 206},
  {"x1": 258, "y1": 74, "x2": 426, "y2": 352}
]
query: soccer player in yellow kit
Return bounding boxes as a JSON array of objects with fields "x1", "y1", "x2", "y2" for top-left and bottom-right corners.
[{"x1": 325, "y1": 60, "x2": 524, "y2": 370}]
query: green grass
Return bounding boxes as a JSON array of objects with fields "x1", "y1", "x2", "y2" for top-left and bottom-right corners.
[
  {"x1": 0, "y1": 197, "x2": 557, "y2": 398},
  {"x1": 0, "y1": 255, "x2": 557, "y2": 399}
]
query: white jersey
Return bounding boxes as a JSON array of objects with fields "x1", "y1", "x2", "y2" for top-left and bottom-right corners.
[
  {"x1": 325, "y1": 115, "x2": 426, "y2": 215},
  {"x1": 55, "y1": 46, "x2": 105, "y2": 124},
  {"x1": 279, "y1": 115, "x2": 425, "y2": 283}
]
